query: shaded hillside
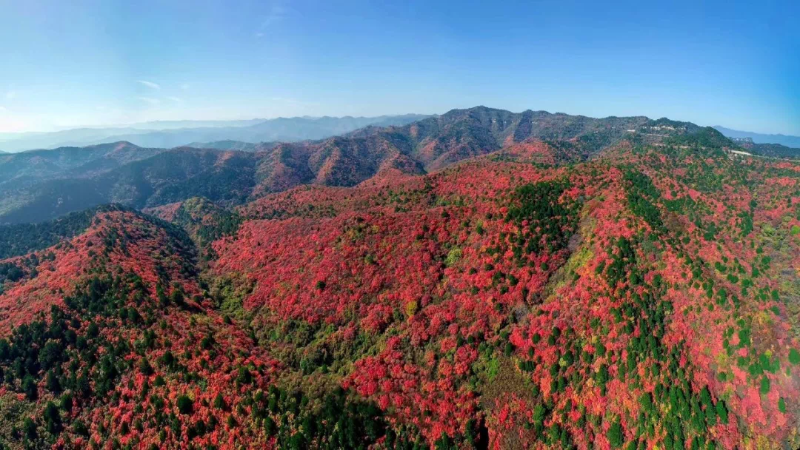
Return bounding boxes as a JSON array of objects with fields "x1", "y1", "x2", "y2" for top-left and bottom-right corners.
[
  {"x1": 0, "y1": 204, "x2": 125, "y2": 260},
  {"x1": 0, "y1": 141, "x2": 163, "y2": 191},
  {"x1": 0, "y1": 208, "x2": 197, "y2": 330},
  {"x1": 0, "y1": 209, "x2": 291, "y2": 448},
  {"x1": 253, "y1": 134, "x2": 427, "y2": 194},
  {"x1": 145, "y1": 197, "x2": 243, "y2": 251},
  {"x1": 0, "y1": 149, "x2": 258, "y2": 224}
]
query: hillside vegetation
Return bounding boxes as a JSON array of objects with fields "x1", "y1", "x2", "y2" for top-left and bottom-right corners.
[{"x1": 0, "y1": 108, "x2": 798, "y2": 449}]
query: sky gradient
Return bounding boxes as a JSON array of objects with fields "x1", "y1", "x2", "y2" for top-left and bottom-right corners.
[{"x1": 0, "y1": 0, "x2": 797, "y2": 134}]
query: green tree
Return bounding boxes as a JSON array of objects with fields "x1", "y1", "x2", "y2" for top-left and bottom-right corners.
[
  {"x1": 46, "y1": 370, "x2": 62, "y2": 393},
  {"x1": 213, "y1": 393, "x2": 227, "y2": 410},
  {"x1": 38, "y1": 341, "x2": 64, "y2": 370},
  {"x1": 236, "y1": 366, "x2": 253, "y2": 385},
  {"x1": 789, "y1": 348, "x2": 800, "y2": 365},
  {"x1": 177, "y1": 395, "x2": 193, "y2": 415},
  {"x1": 608, "y1": 419, "x2": 624, "y2": 448},
  {"x1": 23, "y1": 375, "x2": 38, "y2": 400},
  {"x1": 23, "y1": 417, "x2": 37, "y2": 441},
  {"x1": 760, "y1": 377, "x2": 771, "y2": 394},
  {"x1": 716, "y1": 400, "x2": 729, "y2": 424},
  {"x1": 44, "y1": 401, "x2": 62, "y2": 434},
  {"x1": 139, "y1": 358, "x2": 154, "y2": 376}
]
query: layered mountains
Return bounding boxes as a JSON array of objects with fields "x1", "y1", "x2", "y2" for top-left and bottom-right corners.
[
  {"x1": 1, "y1": 107, "x2": 712, "y2": 224},
  {"x1": 0, "y1": 115, "x2": 428, "y2": 153},
  {"x1": 714, "y1": 126, "x2": 800, "y2": 149},
  {"x1": 0, "y1": 107, "x2": 799, "y2": 449}
]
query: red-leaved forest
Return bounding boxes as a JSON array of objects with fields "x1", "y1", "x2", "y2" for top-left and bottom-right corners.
[{"x1": 0, "y1": 109, "x2": 799, "y2": 450}]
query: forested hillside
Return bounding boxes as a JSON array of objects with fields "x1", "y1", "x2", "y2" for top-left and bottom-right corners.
[{"x1": 0, "y1": 109, "x2": 799, "y2": 449}]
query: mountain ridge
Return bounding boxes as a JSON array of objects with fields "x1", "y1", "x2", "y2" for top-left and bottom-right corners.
[
  {"x1": 0, "y1": 107, "x2": 798, "y2": 448},
  {"x1": 714, "y1": 125, "x2": 800, "y2": 149},
  {"x1": 0, "y1": 106, "x2": 740, "y2": 224},
  {"x1": 0, "y1": 114, "x2": 430, "y2": 153}
]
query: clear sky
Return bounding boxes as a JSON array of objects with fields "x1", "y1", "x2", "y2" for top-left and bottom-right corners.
[{"x1": 0, "y1": 0, "x2": 797, "y2": 134}]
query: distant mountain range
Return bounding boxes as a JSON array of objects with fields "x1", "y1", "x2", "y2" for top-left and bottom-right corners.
[
  {"x1": 0, "y1": 106, "x2": 734, "y2": 224},
  {"x1": 714, "y1": 126, "x2": 800, "y2": 149},
  {"x1": 4, "y1": 116, "x2": 795, "y2": 155},
  {"x1": 0, "y1": 114, "x2": 428, "y2": 153}
]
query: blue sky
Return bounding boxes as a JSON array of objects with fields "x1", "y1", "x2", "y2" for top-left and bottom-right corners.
[{"x1": 0, "y1": 0, "x2": 797, "y2": 134}]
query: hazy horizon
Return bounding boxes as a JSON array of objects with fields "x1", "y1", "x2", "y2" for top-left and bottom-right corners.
[
  {"x1": 1, "y1": 0, "x2": 798, "y2": 135},
  {"x1": 2, "y1": 107, "x2": 799, "y2": 141},
  {"x1": 0, "y1": 113, "x2": 431, "y2": 136}
]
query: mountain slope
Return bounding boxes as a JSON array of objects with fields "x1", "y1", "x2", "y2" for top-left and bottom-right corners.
[
  {"x1": 0, "y1": 141, "x2": 163, "y2": 191},
  {"x1": 0, "y1": 208, "x2": 291, "y2": 448},
  {"x1": 0, "y1": 207, "x2": 197, "y2": 330},
  {"x1": 0, "y1": 113, "x2": 799, "y2": 448},
  {"x1": 144, "y1": 197, "x2": 243, "y2": 250},
  {"x1": 212, "y1": 136, "x2": 800, "y2": 449},
  {"x1": 0, "y1": 204, "x2": 120, "y2": 260},
  {"x1": 715, "y1": 126, "x2": 800, "y2": 149},
  {"x1": 346, "y1": 106, "x2": 717, "y2": 169},
  {"x1": 0, "y1": 148, "x2": 258, "y2": 224}
]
